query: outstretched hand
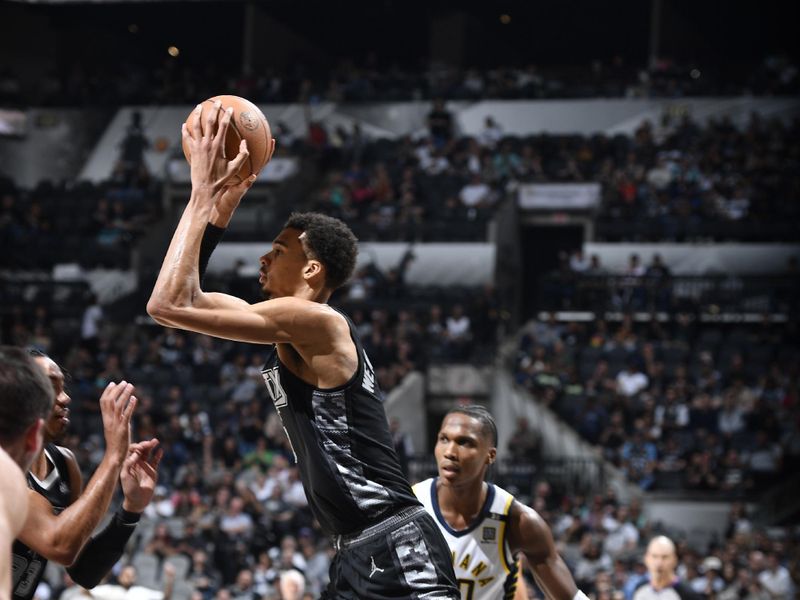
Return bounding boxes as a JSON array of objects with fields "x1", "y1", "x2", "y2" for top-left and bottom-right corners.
[
  {"x1": 182, "y1": 99, "x2": 250, "y2": 195},
  {"x1": 99, "y1": 381, "x2": 137, "y2": 464},
  {"x1": 120, "y1": 438, "x2": 163, "y2": 513}
]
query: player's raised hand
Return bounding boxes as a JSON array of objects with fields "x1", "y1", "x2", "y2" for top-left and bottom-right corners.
[
  {"x1": 183, "y1": 99, "x2": 249, "y2": 195},
  {"x1": 98, "y1": 381, "x2": 137, "y2": 464},
  {"x1": 121, "y1": 438, "x2": 163, "y2": 513}
]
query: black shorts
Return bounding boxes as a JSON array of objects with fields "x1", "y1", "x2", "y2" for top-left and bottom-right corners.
[{"x1": 322, "y1": 506, "x2": 460, "y2": 599}]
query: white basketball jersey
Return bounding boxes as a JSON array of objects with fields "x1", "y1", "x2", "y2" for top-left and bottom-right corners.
[{"x1": 413, "y1": 478, "x2": 520, "y2": 600}]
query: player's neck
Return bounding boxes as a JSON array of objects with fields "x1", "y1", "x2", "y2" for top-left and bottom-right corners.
[{"x1": 437, "y1": 478, "x2": 488, "y2": 526}]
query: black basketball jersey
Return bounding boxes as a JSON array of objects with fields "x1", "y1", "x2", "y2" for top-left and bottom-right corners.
[
  {"x1": 12, "y1": 443, "x2": 72, "y2": 600},
  {"x1": 260, "y1": 309, "x2": 420, "y2": 536}
]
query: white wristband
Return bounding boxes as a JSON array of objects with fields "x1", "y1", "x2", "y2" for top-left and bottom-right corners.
[{"x1": 573, "y1": 591, "x2": 590, "y2": 600}]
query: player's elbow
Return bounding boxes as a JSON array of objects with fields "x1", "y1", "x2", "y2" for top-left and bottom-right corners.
[
  {"x1": 48, "y1": 537, "x2": 84, "y2": 566},
  {"x1": 147, "y1": 296, "x2": 175, "y2": 325}
]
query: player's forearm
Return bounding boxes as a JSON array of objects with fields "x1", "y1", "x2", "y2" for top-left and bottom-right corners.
[
  {"x1": 66, "y1": 508, "x2": 140, "y2": 588},
  {"x1": 22, "y1": 454, "x2": 123, "y2": 565},
  {"x1": 148, "y1": 191, "x2": 214, "y2": 316},
  {"x1": 530, "y1": 556, "x2": 578, "y2": 600}
]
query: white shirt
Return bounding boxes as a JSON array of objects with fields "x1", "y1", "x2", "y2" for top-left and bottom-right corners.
[
  {"x1": 603, "y1": 521, "x2": 639, "y2": 557},
  {"x1": 283, "y1": 480, "x2": 308, "y2": 508},
  {"x1": 479, "y1": 125, "x2": 503, "y2": 148},
  {"x1": 617, "y1": 370, "x2": 649, "y2": 397},
  {"x1": 446, "y1": 316, "x2": 471, "y2": 339},
  {"x1": 89, "y1": 585, "x2": 163, "y2": 600},
  {"x1": 81, "y1": 304, "x2": 103, "y2": 339},
  {"x1": 758, "y1": 565, "x2": 794, "y2": 599},
  {"x1": 459, "y1": 183, "x2": 491, "y2": 207}
]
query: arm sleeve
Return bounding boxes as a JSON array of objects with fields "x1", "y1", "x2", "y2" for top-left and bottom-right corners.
[
  {"x1": 66, "y1": 509, "x2": 140, "y2": 589},
  {"x1": 198, "y1": 223, "x2": 227, "y2": 282}
]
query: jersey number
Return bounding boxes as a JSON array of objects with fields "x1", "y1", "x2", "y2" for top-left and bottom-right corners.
[{"x1": 458, "y1": 579, "x2": 475, "y2": 600}]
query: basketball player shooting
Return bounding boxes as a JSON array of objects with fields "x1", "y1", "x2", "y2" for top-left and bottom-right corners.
[{"x1": 148, "y1": 100, "x2": 460, "y2": 598}]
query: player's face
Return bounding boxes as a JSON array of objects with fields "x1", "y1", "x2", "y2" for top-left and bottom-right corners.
[
  {"x1": 34, "y1": 356, "x2": 71, "y2": 440},
  {"x1": 434, "y1": 413, "x2": 495, "y2": 486},
  {"x1": 259, "y1": 228, "x2": 314, "y2": 299}
]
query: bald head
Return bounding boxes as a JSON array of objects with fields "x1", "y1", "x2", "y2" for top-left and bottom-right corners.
[
  {"x1": 645, "y1": 535, "x2": 678, "y2": 588},
  {"x1": 647, "y1": 535, "x2": 676, "y2": 556}
]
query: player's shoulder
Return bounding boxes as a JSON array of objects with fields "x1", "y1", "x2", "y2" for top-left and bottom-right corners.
[
  {"x1": 412, "y1": 477, "x2": 435, "y2": 499},
  {"x1": 54, "y1": 444, "x2": 77, "y2": 463},
  {"x1": 507, "y1": 497, "x2": 551, "y2": 541},
  {"x1": 488, "y1": 482, "x2": 516, "y2": 516}
]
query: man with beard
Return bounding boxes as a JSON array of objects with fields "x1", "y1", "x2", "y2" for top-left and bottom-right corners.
[{"x1": 12, "y1": 351, "x2": 162, "y2": 600}]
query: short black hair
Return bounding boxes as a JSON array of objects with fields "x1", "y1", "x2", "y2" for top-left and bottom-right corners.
[
  {"x1": 445, "y1": 404, "x2": 498, "y2": 447},
  {"x1": 284, "y1": 212, "x2": 358, "y2": 290},
  {"x1": 0, "y1": 345, "x2": 54, "y2": 443}
]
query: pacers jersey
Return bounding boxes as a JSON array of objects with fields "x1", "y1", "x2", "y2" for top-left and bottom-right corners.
[
  {"x1": 12, "y1": 443, "x2": 73, "y2": 600},
  {"x1": 260, "y1": 309, "x2": 420, "y2": 536},
  {"x1": 413, "y1": 478, "x2": 520, "y2": 600}
]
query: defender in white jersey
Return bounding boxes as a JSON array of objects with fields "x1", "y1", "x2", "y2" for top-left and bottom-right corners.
[
  {"x1": 413, "y1": 476, "x2": 520, "y2": 599},
  {"x1": 416, "y1": 406, "x2": 590, "y2": 600}
]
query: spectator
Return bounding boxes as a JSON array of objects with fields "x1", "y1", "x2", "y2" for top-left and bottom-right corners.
[
  {"x1": 602, "y1": 505, "x2": 640, "y2": 558},
  {"x1": 743, "y1": 430, "x2": 783, "y2": 486},
  {"x1": 187, "y1": 550, "x2": 221, "y2": 600},
  {"x1": 252, "y1": 552, "x2": 278, "y2": 598},
  {"x1": 507, "y1": 416, "x2": 542, "y2": 462},
  {"x1": 757, "y1": 552, "x2": 794, "y2": 600},
  {"x1": 570, "y1": 249, "x2": 591, "y2": 273},
  {"x1": 80, "y1": 292, "x2": 104, "y2": 353},
  {"x1": 458, "y1": 173, "x2": 493, "y2": 209},
  {"x1": 617, "y1": 359, "x2": 649, "y2": 398},
  {"x1": 219, "y1": 496, "x2": 254, "y2": 541},
  {"x1": 85, "y1": 564, "x2": 175, "y2": 600},
  {"x1": 445, "y1": 304, "x2": 472, "y2": 360},
  {"x1": 621, "y1": 424, "x2": 658, "y2": 490},
  {"x1": 117, "y1": 110, "x2": 150, "y2": 186},
  {"x1": 426, "y1": 98, "x2": 454, "y2": 148},
  {"x1": 278, "y1": 569, "x2": 305, "y2": 600},
  {"x1": 479, "y1": 116, "x2": 503, "y2": 148},
  {"x1": 690, "y1": 556, "x2": 725, "y2": 597},
  {"x1": 229, "y1": 569, "x2": 256, "y2": 600}
]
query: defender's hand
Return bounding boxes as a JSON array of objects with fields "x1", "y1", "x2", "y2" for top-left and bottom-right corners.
[
  {"x1": 99, "y1": 381, "x2": 137, "y2": 464},
  {"x1": 121, "y1": 438, "x2": 163, "y2": 513}
]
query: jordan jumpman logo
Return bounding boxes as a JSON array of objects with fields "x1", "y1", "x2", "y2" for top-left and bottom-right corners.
[{"x1": 369, "y1": 556, "x2": 385, "y2": 578}]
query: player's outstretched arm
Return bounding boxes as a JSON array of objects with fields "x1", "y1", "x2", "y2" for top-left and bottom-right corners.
[
  {"x1": 17, "y1": 382, "x2": 136, "y2": 566},
  {"x1": 509, "y1": 501, "x2": 587, "y2": 600}
]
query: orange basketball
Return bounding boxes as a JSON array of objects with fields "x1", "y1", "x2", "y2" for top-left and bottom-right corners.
[{"x1": 182, "y1": 95, "x2": 272, "y2": 184}]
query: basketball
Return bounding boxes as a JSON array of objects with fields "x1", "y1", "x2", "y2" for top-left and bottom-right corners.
[{"x1": 182, "y1": 94, "x2": 272, "y2": 184}]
